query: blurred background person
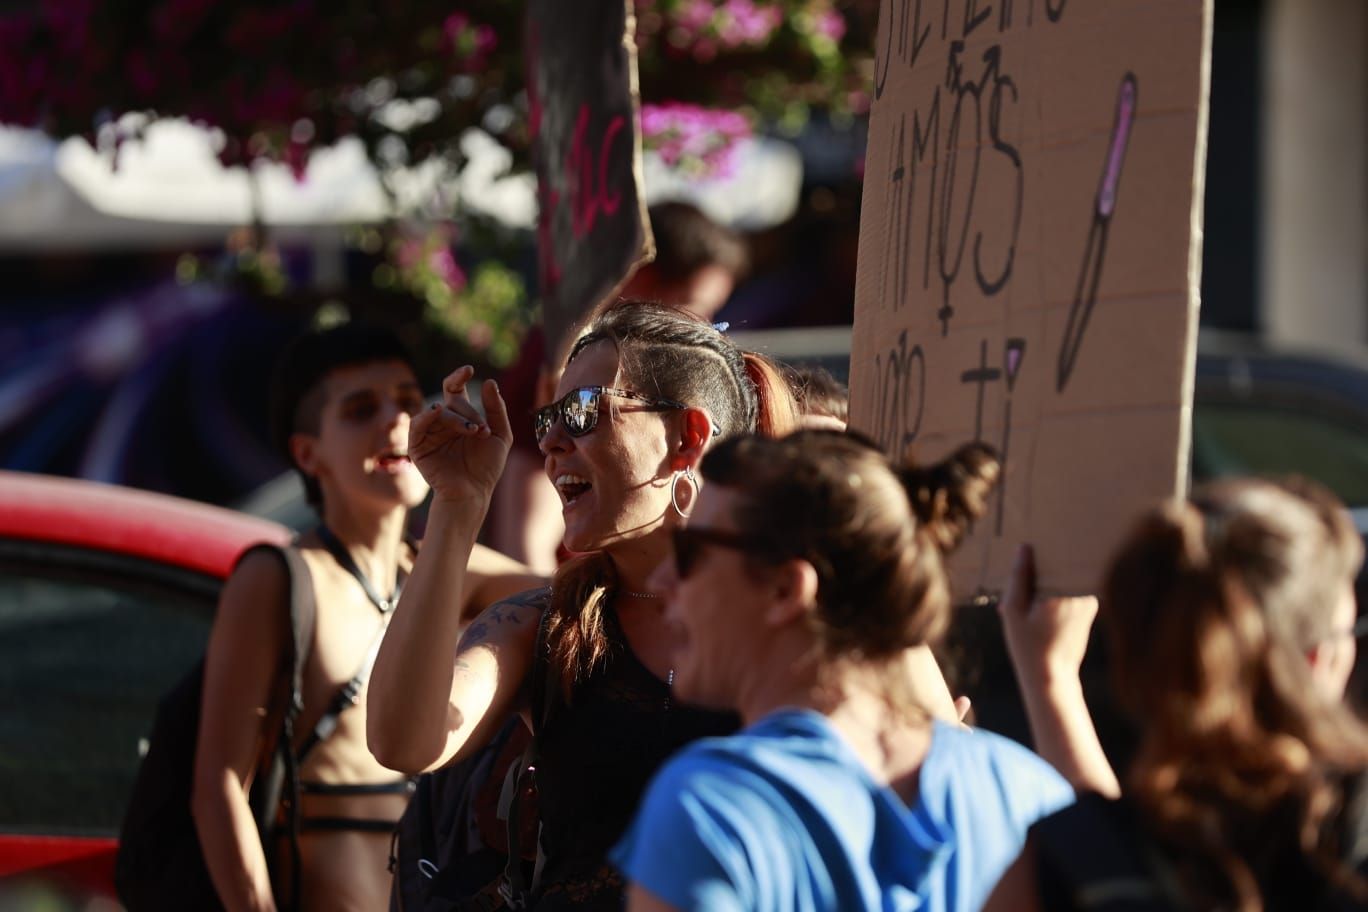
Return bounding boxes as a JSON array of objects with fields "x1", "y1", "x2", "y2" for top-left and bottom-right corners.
[
  {"x1": 194, "y1": 325, "x2": 539, "y2": 912},
  {"x1": 990, "y1": 477, "x2": 1368, "y2": 911},
  {"x1": 785, "y1": 363, "x2": 849, "y2": 431}
]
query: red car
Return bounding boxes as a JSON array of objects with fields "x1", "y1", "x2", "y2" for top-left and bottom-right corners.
[{"x1": 0, "y1": 470, "x2": 291, "y2": 905}]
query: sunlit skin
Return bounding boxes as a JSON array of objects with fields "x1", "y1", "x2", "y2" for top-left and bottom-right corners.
[
  {"x1": 195, "y1": 358, "x2": 541, "y2": 912},
  {"x1": 540, "y1": 340, "x2": 688, "y2": 558},
  {"x1": 291, "y1": 361, "x2": 430, "y2": 521},
  {"x1": 367, "y1": 352, "x2": 714, "y2": 778},
  {"x1": 647, "y1": 485, "x2": 775, "y2": 714},
  {"x1": 537, "y1": 340, "x2": 721, "y2": 685},
  {"x1": 489, "y1": 262, "x2": 737, "y2": 575}
]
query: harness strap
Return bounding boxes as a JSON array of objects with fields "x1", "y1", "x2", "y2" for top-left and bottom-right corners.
[
  {"x1": 316, "y1": 524, "x2": 405, "y2": 613},
  {"x1": 296, "y1": 620, "x2": 390, "y2": 764},
  {"x1": 296, "y1": 525, "x2": 412, "y2": 764}
]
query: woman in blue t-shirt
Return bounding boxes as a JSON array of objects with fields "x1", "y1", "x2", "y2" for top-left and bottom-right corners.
[{"x1": 612, "y1": 430, "x2": 1075, "y2": 912}]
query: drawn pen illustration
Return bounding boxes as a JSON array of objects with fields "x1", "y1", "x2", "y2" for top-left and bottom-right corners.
[{"x1": 1057, "y1": 72, "x2": 1137, "y2": 392}]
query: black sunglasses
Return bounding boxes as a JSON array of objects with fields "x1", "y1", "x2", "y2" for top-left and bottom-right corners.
[
  {"x1": 533, "y1": 386, "x2": 689, "y2": 444},
  {"x1": 671, "y1": 526, "x2": 777, "y2": 579}
]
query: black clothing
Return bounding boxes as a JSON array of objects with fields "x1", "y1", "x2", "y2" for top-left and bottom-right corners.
[
  {"x1": 1033, "y1": 787, "x2": 1368, "y2": 911},
  {"x1": 530, "y1": 602, "x2": 739, "y2": 910}
]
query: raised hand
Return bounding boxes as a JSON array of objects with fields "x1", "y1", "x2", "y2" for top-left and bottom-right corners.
[
  {"x1": 409, "y1": 367, "x2": 513, "y2": 504},
  {"x1": 997, "y1": 544, "x2": 1119, "y2": 796},
  {"x1": 998, "y1": 544, "x2": 1100, "y2": 689}
]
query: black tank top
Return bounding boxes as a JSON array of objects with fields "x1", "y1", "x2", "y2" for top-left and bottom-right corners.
[{"x1": 530, "y1": 601, "x2": 738, "y2": 911}]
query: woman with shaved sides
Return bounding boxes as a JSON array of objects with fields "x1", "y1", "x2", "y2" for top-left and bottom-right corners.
[{"x1": 369, "y1": 302, "x2": 819, "y2": 910}]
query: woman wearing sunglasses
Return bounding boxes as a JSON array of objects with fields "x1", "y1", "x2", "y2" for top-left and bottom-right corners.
[
  {"x1": 368, "y1": 302, "x2": 808, "y2": 910},
  {"x1": 612, "y1": 430, "x2": 1076, "y2": 912},
  {"x1": 984, "y1": 477, "x2": 1368, "y2": 911}
]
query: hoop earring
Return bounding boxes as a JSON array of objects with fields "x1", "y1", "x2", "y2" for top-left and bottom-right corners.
[{"x1": 671, "y1": 466, "x2": 699, "y2": 519}]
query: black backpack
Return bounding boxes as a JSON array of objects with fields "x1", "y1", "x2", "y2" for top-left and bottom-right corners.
[
  {"x1": 388, "y1": 592, "x2": 554, "y2": 912},
  {"x1": 114, "y1": 543, "x2": 315, "y2": 912},
  {"x1": 388, "y1": 717, "x2": 535, "y2": 912}
]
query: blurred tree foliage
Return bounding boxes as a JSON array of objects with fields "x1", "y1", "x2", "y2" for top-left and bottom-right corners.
[
  {"x1": 1, "y1": 0, "x2": 877, "y2": 366},
  {"x1": 3, "y1": 0, "x2": 876, "y2": 172}
]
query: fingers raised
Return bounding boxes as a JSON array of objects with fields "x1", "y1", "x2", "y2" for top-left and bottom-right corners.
[
  {"x1": 481, "y1": 379, "x2": 512, "y2": 445},
  {"x1": 441, "y1": 366, "x2": 485, "y2": 426},
  {"x1": 410, "y1": 402, "x2": 486, "y2": 457},
  {"x1": 441, "y1": 365, "x2": 475, "y2": 399}
]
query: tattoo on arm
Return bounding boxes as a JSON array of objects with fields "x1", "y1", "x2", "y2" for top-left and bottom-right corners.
[
  {"x1": 458, "y1": 590, "x2": 547, "y2": 649},
  {"x1": 462, "y1": 621, "x2": 490, "y2": 646}
]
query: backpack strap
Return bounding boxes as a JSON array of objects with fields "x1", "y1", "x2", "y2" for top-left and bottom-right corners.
[
  {"x1": 500, "y1": 592, "x2": 555, "y2": 910},
  {"x1": 233, "y1": 542, "x2": 315, "y2": 912},
  {"x1": 279, "y1": 544, "x2": 315, "y2": 912}
]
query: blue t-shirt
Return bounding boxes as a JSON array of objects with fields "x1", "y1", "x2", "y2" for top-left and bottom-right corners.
[{"x1": 611, "y1": 709, "x2": 1073, "y2": 912}]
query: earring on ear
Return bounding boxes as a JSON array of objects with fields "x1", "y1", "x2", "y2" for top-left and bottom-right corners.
[{"x1": 671, "y1": 465, "x2": 699, "y2": 518}]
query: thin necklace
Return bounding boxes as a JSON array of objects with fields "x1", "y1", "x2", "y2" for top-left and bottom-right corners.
[{"x1": 623, "y1": 590, "x2": 659, "y2": 599}]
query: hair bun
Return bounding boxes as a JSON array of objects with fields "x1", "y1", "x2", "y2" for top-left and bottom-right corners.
[{"x1": 899, "y1": 442, "x2": 1001, "y2": 552}]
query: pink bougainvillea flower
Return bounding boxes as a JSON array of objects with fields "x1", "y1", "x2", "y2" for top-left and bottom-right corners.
[
  {"x1": 814, "y1": 8, "x2": 846, "y2": 41},
  {"x1": 427, "y1": 246, "x2": 467, "y2": 290},
  {"x1": 640, "y1": 102, "x2": 751, "y2": 180}
]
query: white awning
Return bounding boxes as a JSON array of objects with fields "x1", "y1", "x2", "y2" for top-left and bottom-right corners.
[{"x1": 0, "y1": 119, "x2": 801, "y2": 250}]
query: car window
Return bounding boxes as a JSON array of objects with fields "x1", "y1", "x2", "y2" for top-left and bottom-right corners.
[
  {"x1": 0, "y1": 545, "x2": 216, "y2": 835},
  {"x1": 1192, "y1": 402, "x2": 1368, "y2": 508}
]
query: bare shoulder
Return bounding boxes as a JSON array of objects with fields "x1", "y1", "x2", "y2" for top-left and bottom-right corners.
[
  {"x1": 461, "y1": 544, "x2": 549, "y2": 620},
  {"x1": 218, "y1": 546, "x2": 291, "y2": 628},
  {"x1": 202, "y1": 546, "x2": 292, "y2": 715}
]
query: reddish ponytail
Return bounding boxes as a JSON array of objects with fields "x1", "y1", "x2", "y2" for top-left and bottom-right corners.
[{"x1": 742, "y1": 351, "x2": 801, "y2": 439}]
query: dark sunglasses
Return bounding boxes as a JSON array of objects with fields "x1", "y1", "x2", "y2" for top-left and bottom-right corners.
[
  {"x1": 533, "y1": 386, "x2": 688, "y2": 444},
  {"x1": 671, "y1": 526, "x2": 777, "y2": 579}
]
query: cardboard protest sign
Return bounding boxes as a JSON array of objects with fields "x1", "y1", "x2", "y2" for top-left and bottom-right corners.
[
  {"x1": 526, "y1": 0, "x2": 654, "y2": 369},
  {"x1": 849, "y1": 0, "x2": 1213, "y2": 596}
]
